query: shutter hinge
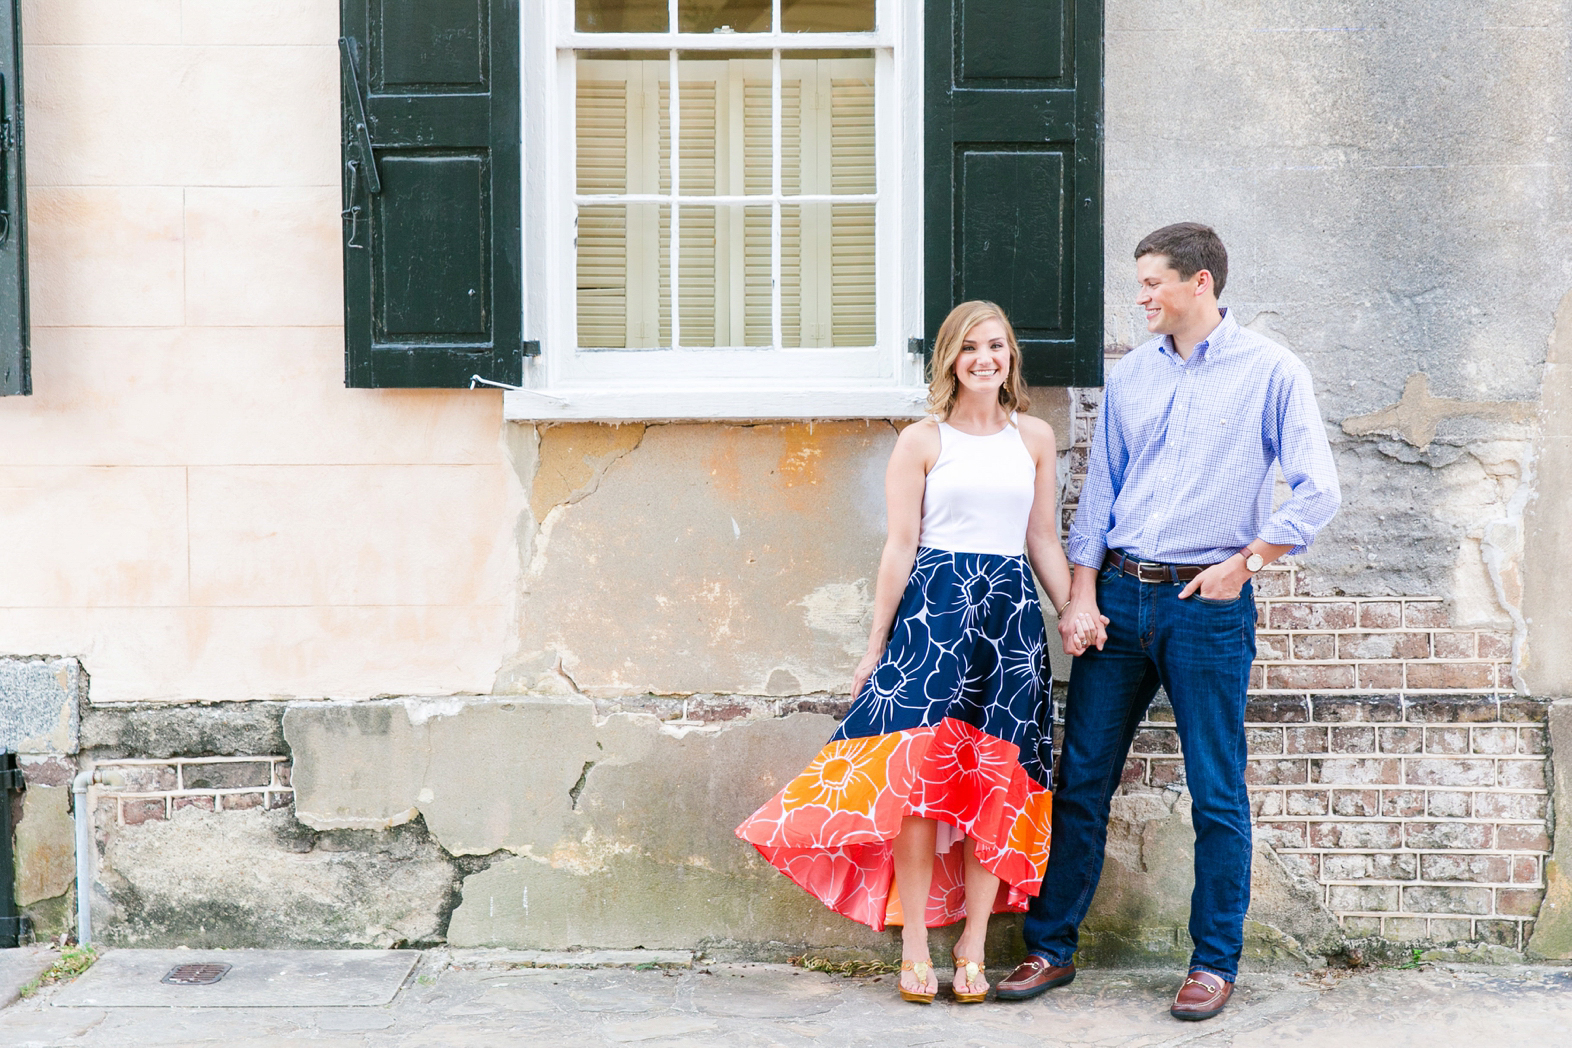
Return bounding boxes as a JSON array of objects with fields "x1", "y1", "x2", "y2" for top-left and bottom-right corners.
[
  {"x1": 522, "y1": 339, "x2": 541, "y2": 358},
  {"x1": 908, "y1": 336, "x2": 928, "y2": 358}
]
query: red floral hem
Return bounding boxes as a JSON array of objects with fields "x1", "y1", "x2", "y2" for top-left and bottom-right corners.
[{"x1": 735, "y1": 717, "x2": 1052, "y2": 930}]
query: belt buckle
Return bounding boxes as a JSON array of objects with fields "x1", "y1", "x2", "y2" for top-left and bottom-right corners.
[{"x1": 1136, "y1": 561, "x2": 1168, "y2": 584}]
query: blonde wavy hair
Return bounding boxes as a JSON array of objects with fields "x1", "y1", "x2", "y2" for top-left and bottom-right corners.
[{"x1": 926, "y1": 300, "x2": 1031, "y2": 419}]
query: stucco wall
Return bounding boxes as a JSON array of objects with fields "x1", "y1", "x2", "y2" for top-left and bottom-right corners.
[{"x1": 4, "y1": 1, "x2": 1572, "y2": 960}]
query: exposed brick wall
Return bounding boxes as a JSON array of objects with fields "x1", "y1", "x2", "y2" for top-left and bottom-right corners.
[
  {"x1": 1060, "y1": 387, "x2": 1545, "y2": 946},
  {"x1": 93, "y1": 757, "x2": 294, "y2": 826}
]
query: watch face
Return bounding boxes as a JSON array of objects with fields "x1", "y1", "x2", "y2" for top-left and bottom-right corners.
[{"x1": 1246, "y1": 553, "x2": 1264, "y2": 572}]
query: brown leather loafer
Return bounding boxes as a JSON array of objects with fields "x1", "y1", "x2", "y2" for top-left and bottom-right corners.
[
  {"x1": 1169, "y1": 970, "x2": 1232, "y2": 1021},
  {"x1": 993, "y1": 955, "x2": 1075, "y2": 1001}
]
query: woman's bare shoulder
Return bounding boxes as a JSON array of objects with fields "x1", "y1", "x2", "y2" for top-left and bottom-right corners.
[{"x1": 891, "y1": 417, "x2": 942, "y2": 463}]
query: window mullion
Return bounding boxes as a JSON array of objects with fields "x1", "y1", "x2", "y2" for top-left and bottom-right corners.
[{"x1": 770, "y1": 45, "x2": 782, "y2": 353}]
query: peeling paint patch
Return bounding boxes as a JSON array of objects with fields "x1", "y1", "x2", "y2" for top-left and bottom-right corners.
[
  {"x1": 530, "y1": 423, "x2": 647, "y2": 523},
  {"x1": 799, "y1": 581, "x2": 873, "y2": 656},
  {"x1": 1344, "y1": 373, "x2": 1534, "y2": 450},
  {"x1": 402, "y1": 697, "x2": 470, "y2": 727}
]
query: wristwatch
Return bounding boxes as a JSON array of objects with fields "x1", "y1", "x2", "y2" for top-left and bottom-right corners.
[{"x1": 1242, "y1": 550, "x2": 1265, "y2": 573}]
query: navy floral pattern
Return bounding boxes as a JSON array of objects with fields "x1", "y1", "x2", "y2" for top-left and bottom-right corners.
[{"x1": 835, "y1": 546, "x2": 1055, "y2": 788}]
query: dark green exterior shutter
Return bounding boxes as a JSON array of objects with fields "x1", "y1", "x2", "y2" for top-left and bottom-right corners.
[
  {"x1": 925, "y1": 0, "x2": 1102, "y2": 386},
  {"x1": 0, "y1": 0, "x2": 27, "y2": 397},
  {"x1": 340, "y1": 0, "x2": 524, "y2": 388}
]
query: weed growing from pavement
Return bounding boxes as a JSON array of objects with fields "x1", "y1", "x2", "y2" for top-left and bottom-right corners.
[
  {"x1": 790, "y1": 956, "x2": 901, "y2": 978},
  {"x1": 18, "y1": 945, "x2": 98, "y2": 998}
]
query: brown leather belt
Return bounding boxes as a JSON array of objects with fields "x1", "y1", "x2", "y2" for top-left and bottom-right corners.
[{"x1": 1104, "y1": 550, "x2": 1206, "y2": 584}]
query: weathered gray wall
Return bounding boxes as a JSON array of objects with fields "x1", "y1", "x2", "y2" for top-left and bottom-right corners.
[{"x1": 1105, "y1": 1, "x2": 1570, "y2": 669}]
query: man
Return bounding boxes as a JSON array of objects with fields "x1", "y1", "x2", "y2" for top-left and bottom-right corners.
[{"x1": 996, "y1": 223, "x2": 1341, "y2": 1020}]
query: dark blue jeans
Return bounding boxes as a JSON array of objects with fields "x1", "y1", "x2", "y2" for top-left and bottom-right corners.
[{"x1": 1022, "y1": 564, "x2": 1256, "y2": 981}]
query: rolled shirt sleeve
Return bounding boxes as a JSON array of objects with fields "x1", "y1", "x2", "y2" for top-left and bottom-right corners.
[
  {"x1": 1067, "y1": 373, "x2": 1125, "y2": 568},
  {"x1": 1259, "y1": 361, "x2": 1342, "y2": 555}
]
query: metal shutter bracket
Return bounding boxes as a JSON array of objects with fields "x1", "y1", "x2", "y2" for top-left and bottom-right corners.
[{"x1": 339, "y1": 36, "x2": 381, "y2": 250}]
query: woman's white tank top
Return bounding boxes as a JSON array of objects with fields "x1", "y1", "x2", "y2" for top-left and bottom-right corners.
[{"x1": 919, "y1": 415, "x2": 1037, "y2": 556}]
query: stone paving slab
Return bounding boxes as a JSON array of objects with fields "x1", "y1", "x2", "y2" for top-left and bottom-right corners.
[
  {"x1": 450, "y1": 949, "x2": 693, "y2": 970},
  {"x1": 50, "y1": 949, "x2": 420, "y2": 1009},
  {"x1": 2, "y1": 953, "x2": 1570, "y2": 1046},
  {"x1": 0, "y1": 947, "x2": 53, "y2": 1009}
]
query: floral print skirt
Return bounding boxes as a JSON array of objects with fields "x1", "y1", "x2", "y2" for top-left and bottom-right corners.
[{"x1": 735, "y1": 547, "x2": 1055, "y2": 930}]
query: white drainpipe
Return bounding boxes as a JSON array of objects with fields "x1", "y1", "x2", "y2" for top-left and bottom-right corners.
[{"x1": 71, "y1": 765, "x2": 122, "y2": 946}]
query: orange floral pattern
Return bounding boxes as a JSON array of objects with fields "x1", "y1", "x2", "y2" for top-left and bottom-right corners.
[{"x1": 737, "y1": 717, "x2": 1052, "y2": 930}]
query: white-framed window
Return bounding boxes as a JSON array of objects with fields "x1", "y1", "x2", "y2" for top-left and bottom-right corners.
[{"x1": 510, "y1": 0, "x2": 926, "y2": 421}]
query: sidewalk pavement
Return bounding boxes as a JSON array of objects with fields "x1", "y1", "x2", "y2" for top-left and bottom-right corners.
[{"x1": 2, "y1": 949, "x2": 1570, "y2": 1047}]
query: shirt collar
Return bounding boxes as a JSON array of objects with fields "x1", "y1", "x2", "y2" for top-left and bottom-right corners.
[{"x1": 1161, "y1": 307, "x2": 1235, "y2": 365}]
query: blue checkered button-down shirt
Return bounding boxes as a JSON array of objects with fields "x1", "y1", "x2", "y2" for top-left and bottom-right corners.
[{"x1": 1067, "y1": 309, "x2": 1341, "y2": 568}]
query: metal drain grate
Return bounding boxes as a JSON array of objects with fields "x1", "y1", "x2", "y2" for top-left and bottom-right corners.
[{"x1": 162, "y1": 963, "x2": 231, "y2": 985}]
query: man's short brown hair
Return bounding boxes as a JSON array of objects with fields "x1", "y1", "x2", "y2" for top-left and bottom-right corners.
[{"x1": 1135, "y1": 222, "x2": 1228, "y2": 297}]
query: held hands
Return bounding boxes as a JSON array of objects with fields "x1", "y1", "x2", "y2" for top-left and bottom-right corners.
[
  {"x1": 1177, "y1": 555, "x2": 1250, "y2": 602},
  {"x1": 1058, "y1": 597, "x2": 1109, "y2": 656}
]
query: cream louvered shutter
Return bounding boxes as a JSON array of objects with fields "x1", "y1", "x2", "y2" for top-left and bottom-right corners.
[
  {"x1": 830, "y1": 67, "x2": 876, "y2": 347},
  {"x1": 576, "y1": 74, "x2": 628, "y2": 348}
]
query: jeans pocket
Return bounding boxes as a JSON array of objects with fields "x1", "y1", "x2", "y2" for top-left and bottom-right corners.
[{"x1": 1194, "y1": 591, "x2": 1245, "y2": 606}]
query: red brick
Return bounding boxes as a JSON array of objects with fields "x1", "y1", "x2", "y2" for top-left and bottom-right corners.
[
  {"x1": 1519, "y1": 728, "x2": 1549, "y2": 754},
  {"x1": 1285, "y1": 789, "x2": 1329, "y2": 815},
  {"x1": 1405, "y1": 696, "x2": 1501, "y2": 723},
  {"x1": 1309, "y1": 820, "x2": 1402, "y2": 849},
  {"x1": 1250, "y1": 790, "x2": 1284, "y2": 818},
  {"x1": 1498, "y1": 698, "x2": 1550, "y2": 723},
  {"x1": 1268, "y1": 664, "x2": 1355, "y2": 690},
  {"x1": 1255, "y1": 602, "x2": 1268, "y2": 628},
  {"x1": 1475, "y1": 920, "x2": 1521, "y2": 948},
  {"x1": 1321, "y1": 854, "x2": 1372, "y2": 880},
  {"x1": 1427, "y1": 918, "x2": 1475, "y2": 941},
  {"x1": 1424, "y1": 727, "x2": 1471, "y2": 754},
  {"x1": 1379, "y1": 726, "x2": 1424, "y2": 753},
  {"x1": 1425, "y1": 791, "x2": 1472, "y2": 818},
  {"x1": 1286, "y1": 726, "x2": 1329, "y2": 754},
  {"x1": 1133, "y1": 728, "x2": 1181, "y2": 755},
  {"x1": 1403, "y1": 885, "x2": 1492, "y2": 915},
  {"x1": 1292, "y1": 633, "x2": 1337, "y2": 660},
  {"x1": 1330, "y1": 726, "x2": 1377, "y2": 753},
  {"x1": 1259, "y1": 822, "x2": 1308, "y2": 848},
  {"x1": 1312, "y1": 757, "x2": 1401, "y2": 785},
  {"x1": 1245, "y1": 728, "x2": 1284, "y2": 755},
  {"x1": 268, "y1": 791, "x2": 293, "y2": 810},
  {"x1": 1498, "y1": 760, "x2": 1546, "y2": 790},
  {"x1": 1497, "y1": 825, "x2": 1550, "y2": 851},
  {"x1": 1357, "y1": 663, "x2": 1404, "y2": 690},
  {"x1": 1253, "y1": 570, "x2": 1293, "y2": 597},
  {"x1": 1473, "y1": 792, "x2": 1547, "y2": 821},
  {"x1": 1328, "y1": 884, "x2": 1400, "y2": 912},
  {"x1": 1270, "y1": 602, "x2": 1357, "y2": 630},
  {"x1": 1329, "y1": 789, "x2": 1378, "y2": 817},
  {"x1": 1407, "y1": 821, "x2": 1493, "y2": 849},
  {"x1": 1247, "y1": 695, "x2": 1309, "y2": 722},
  {"x1": 1496, "y1": 889, "x2": 1544, "y2": 917},
  {"x1": 1432, "y1": 632, "x2": 1477, "y2": 659},
  {"x1": 1406, "y1": 758, "x2": 1495, "y2": 787},
  {"x1": 1249, "y1": 664, "x2": 1265, "y2": 690},
  {"x1": 1372, "y1": 852, "x2": 1418, "y2": 880},
  {"x1": 1404, "y1": 602, "x2": 1450, "y2": 629},
  {"x1": 1497, "y1": 664, "x2": 1518, "y2": 691},
  {"x1": 1358, "y1": 602, "x2": 1402, "y2": 629},
  {"x1": 1255, "y1": 632, "x2": 1291, "y2": 661},
  {"x1": 221, "y1": 792, "x2": 266, "y2": 811},
  {"x1": 112, "y1": 766, "x2": 178, "y2": 792},
  {"x1": 1381, "y1": 789, "x2": 1424, "y2": 817},
  {"x1": 1313, "y1": 695, "x2": 1401, "y2": 722},
  {"x1": 1338, "y1": 632, "x2": 1431, "y2": 660},
  {"x1": 173, "y1": 795, "x2": 215, "y2": 812},
  {"x1": 274, "y1": 763, "x2": 292, "y2": 787},
  {"x1": 1121, "y1": 758, "x2": 1146, "y2": 784},
  {"x1": 1406, "y1": 663, "x2": 1494, "y2": 690},
  {"x1": 1512, "y1": 856, "x2": 1541, "y2": 883},
  {"x1": 1470, "y1": 727, "x2": 1518, "y2": 755},
  {"x1": 1246, "y1": 759, "x2": 1307, "y2": 785},
  {"x1": 121, "y1": 798, "x2": 167, "y2": 825},
  {"x1": 1420, "y1": 853, "x2": 1511, "y2": 883},
  {"x1": 1477, "y1": 632, "x2": 1513, "y2": 659},
  {"x1": 1149, "y1": 759, "x2": 1185, "y2": 787}
]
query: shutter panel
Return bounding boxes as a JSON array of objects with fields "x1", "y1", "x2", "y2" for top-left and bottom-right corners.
[
  {"x1": 0, "y1": 0, "x2": 26, "y2": 397},
  {"x1": 340, "y1": 0, "x2": 524, "y2": 388},
  {"x1": 925, "y1": 0, "x2": 1102, "y2": 386}
]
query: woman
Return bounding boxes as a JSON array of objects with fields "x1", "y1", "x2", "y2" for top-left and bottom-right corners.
[{"x1": 737, "y1": 301, "x2": 1093, "y2": 1003}]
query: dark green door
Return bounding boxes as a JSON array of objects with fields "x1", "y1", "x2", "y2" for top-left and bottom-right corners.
[
  {"x1": 340, "y1": 0, "x2": 524, "y2": 388},
  {"x1": 0, "y1": 0, "x2": 26, "y2": 397},
  {"x1": 925, "y1": 0, "x2": 1102, "y2": 387}
]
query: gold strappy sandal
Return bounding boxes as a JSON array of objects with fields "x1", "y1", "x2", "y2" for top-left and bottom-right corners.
[
  {"x1": 952, "y1": 951, "x2": 987, "y2": 1004},
  {"x1": 899, "y1": 958, "x2": 937, "y2": 1003}
]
